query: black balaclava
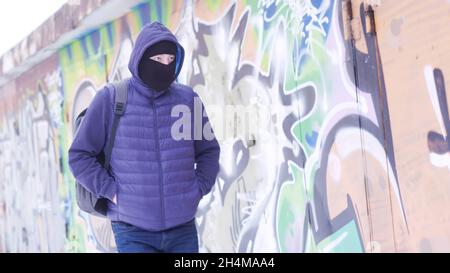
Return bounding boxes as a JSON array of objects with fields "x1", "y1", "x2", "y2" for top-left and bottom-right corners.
[{"x1": 138, "y1": 40, "x2": 177, "y2": 91}]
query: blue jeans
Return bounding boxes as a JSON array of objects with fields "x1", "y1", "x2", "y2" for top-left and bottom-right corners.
[{"x1": 111, "y1": 218, "x2": 199, "y2": 253}]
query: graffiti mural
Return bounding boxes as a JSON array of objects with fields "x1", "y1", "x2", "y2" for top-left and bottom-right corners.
[
  {"x1": 0, "y1": 55, "x2": 66, "y2": 252},
  {"x1": 425, "y1": 67, "x2": 450, "y2": 169},
  {"x1": 0, "y1": 0, "x2": 450, "y2": 252}
]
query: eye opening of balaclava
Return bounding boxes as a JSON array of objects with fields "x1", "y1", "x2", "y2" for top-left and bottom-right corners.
[{"x1": 138, "y1": 40, "x2": 178, "y2": 91}]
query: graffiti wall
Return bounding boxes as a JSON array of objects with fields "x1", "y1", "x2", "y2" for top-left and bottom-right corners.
[{"x1": 0, "y1": 0, "x2": 449, "y2": 252}]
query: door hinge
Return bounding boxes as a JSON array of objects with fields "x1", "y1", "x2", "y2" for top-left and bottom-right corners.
[
  {"x1": 342, "y1": 0, "x2": 353, "y2": 40},
  {"x1": 365, "y1": 5, "x2": 376, "y2": 35},
  {"x1": 343, "y1": 1, "x2": 377, "y2": 40}
]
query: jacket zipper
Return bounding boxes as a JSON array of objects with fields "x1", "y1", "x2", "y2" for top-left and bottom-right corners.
[{"x1": 152, "y1": 98, "x2": 165, "y2": 229}]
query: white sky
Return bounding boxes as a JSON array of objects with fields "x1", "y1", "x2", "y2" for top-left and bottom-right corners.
[{"x1": 0, "y1": 0, "x2": 68, "y2": 56}]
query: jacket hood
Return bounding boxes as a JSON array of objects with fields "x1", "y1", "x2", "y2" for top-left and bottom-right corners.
[{"x1": 128, "y1": 22, "x2": 185, "y2": 89}]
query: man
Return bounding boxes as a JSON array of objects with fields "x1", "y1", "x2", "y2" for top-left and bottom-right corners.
[{"x1": 68, "y1": 22, "x2": 221, "y2": 253}]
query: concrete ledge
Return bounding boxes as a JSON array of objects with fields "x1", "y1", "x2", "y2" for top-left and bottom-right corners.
[{"x1": 0, "y1": 0, "x2": 144, "y2": 88}]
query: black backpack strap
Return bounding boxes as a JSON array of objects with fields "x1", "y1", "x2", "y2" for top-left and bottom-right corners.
[{"x1": 104, "y1": 79, "x2": 129, "y2": 169}]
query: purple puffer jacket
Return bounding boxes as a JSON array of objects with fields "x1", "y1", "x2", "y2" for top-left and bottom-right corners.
[{"x1": 68, "y1": 22, "x2": 221, "y2": 231}]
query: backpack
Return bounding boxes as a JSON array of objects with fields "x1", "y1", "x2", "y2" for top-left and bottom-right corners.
[{"x1": 74, "y1": 79, "x2": 129, "y2": 217}]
